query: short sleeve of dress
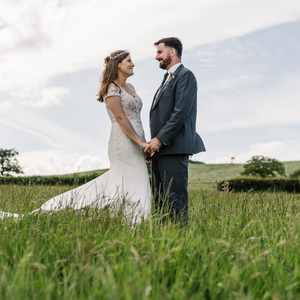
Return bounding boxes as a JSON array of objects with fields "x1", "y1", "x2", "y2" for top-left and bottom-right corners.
[{"x1": 103, "y1": 83, "x2": 121, "y2": 101}]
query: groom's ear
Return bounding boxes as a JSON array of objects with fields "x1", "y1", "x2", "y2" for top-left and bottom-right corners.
[{"x1": 170, "y1": 48, "x2": 176, "y2": 57}]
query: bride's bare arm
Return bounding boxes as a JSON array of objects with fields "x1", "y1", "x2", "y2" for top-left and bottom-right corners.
[{"x1": 105, "y1": 95, "x2": 146, "y2": 148}]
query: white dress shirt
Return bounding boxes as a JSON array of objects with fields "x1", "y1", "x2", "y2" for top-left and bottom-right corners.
[
  {"x1": 153, "y1": 62, "x2": 182, "y2": 107},
  {"x1": 167, "y1": 62, "x2": 182, "y2": 75},
  {"x1": 164, "y1": 62, "x2": 182, "y2": 84}
]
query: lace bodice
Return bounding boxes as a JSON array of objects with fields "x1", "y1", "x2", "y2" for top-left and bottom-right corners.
[
  {"x1": 104, "y1": 83, "x2": 143, "y2": 122},
  {"x1": 103, "y1": 82, "x2": 145, "y2": 140}
]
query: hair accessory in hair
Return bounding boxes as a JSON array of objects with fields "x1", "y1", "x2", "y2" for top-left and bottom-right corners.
[{"x1": 110, "y1": 50, "x2": 129, "y2": 60}]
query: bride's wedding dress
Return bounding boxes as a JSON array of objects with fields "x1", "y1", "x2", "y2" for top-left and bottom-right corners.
[{"x1": 0, "y1": 83, "x2": 151, "y2": 224}]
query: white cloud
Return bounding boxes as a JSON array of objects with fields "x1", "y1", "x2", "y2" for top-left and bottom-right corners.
[
  {"x1": 1, "y1": 119, "x2": 61, "y2": 149},
  {"x1": 19, "y1": 86, "x2": 69, "y2": 108},
  {"x1": 73, "y1": 155, "x2": 107, "y2": 173},
  {"x1": 235, "y1": 140, "x2": 300, "y2": 162},
  {"x1": 0, "y1": 109, "x2": 106, "y2": 152},
  {"x1": 1, "y1": 1, "x2": 300, "y2": 174},
  {"x1": 19, "y1": 150, "x2": 108, "y2": 175},
  {"x1": 1, "y1": 0, "x2": 299, "y2": 106},
  {"x1": 199, "y1": 76, "x2": 300, "y2": 133},
  {"x1": 194, "y1": 139, "x2": 300, "y2": 164},
  {"x1": 0, "y1": 100, "x2": 13, "y2": 113}
]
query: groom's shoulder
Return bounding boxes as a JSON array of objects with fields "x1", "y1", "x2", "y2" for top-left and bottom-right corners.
[
  {"x1": 178, "y1": 65, "x2": 197, "y2": 81},
  {"x1": 178, "y1": 65, "x2": 195, "y2": 77}
]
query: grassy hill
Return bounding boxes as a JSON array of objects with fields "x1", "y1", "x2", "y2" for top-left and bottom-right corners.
[
  {"x1": 65, "y1": 160, "x2": 300, "y2": 191},
  {"x1": 189, "y1": 160, "x2": 300, "y2": 190},
  {"x1": 1, "y1": 161, "x2": 300, "y2": 299},
  {"x1": 72, "y1": 160, "x2": 300, "y2": 179}
]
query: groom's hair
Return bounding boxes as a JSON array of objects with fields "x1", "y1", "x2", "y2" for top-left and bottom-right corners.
[{"x1": 154, "y1": 37, "x2": 183, "y2": 58}]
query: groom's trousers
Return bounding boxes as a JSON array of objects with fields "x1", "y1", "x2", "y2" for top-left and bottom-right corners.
[{"x1": 151, "y1": 154, "x2": 189, "y2": 225}]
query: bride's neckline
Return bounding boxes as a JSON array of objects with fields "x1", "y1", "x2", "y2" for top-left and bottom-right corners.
[{"x1": 118, "y1": 83, "x2": 136, "y2": 98}]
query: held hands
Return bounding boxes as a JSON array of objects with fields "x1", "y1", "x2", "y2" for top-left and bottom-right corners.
[{"x1": 143, "y1": 137, "x2": 161, "y2": 158}]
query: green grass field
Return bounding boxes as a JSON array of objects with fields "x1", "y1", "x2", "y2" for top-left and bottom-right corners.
[{"x1": 1, "y1": 162, "x2": 300, "y2": 299}]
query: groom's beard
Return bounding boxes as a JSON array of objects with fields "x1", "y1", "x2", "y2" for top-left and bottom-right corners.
[{"x1": 158, "y1": 55, "x2": 172, "y2": 70}]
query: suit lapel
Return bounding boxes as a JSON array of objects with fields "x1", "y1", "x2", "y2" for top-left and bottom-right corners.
[
  {"x1": 151, "y1": 64, "x2": 184, "y2": 111},
  {"x1": 151, "y1": 88, "x2": 160, "y2": 109},
  {"x1": 151, "y1": 82, "x2": 169, "y2": 110}
]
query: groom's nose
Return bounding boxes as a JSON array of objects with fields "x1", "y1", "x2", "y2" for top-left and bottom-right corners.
[{"x1": 156, "y1": 53, "x2": 164, "y2": 61}]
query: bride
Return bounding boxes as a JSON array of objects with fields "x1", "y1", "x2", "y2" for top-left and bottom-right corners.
[{"x1": 0, "y1": 50, "x2": 152, "y2": 224}]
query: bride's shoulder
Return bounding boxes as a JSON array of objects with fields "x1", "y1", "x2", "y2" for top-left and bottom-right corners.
[
  {"x1": 108, "y1": 82, "x2": 121, "y2": 93},
  {"x1": 103, "y1": 82, "x2": 121, "y2": 101}
]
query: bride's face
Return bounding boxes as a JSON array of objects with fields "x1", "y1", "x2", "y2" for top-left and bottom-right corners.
[{"x1": 118, "y1": 55, "x2": 135, "y2": 77}]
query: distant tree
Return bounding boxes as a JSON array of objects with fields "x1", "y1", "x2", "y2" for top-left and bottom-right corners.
[
  {"x1": 290, "y1": 169, "x2": 300, "y2": 179},
  {"x1": 241, "y1": 155, "x2": 286, "y2": 178},
  {"x1": 0, "y1": 148, "x2": 23, "y2": 176}
]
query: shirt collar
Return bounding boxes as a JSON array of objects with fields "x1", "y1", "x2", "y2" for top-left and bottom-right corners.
[{"x1": 167, "y1": 62, "x2": 182, "y2": 75}]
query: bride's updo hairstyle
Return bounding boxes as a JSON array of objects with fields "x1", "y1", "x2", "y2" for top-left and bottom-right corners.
[{"x1": 97, "y1": 50, "x2": 130, "y2": 102}]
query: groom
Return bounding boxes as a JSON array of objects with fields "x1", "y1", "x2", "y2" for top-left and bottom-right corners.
[{"x1": 145, "y1": 37, "x2": 206, "y2": 225}]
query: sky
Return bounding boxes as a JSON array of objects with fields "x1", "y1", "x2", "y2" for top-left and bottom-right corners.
[{"x1": 1, "y1": 0, "x2": 300, "y2": 175}]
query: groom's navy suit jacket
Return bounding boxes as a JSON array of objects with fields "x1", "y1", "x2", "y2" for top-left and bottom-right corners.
[{"x1": 150, "y1": 64, "x2": 206, "y2": 156}]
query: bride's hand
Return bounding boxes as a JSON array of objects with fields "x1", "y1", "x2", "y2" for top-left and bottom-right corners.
[
  {"x1": 138, "y1": 141, "x2": 148, "y2": 149},
  {"x1": 143, "y1": 143, "x2": 157, "y2": 158},
  {"x1": 138, "y1": 141, "x2": 154, "y2": 157}
]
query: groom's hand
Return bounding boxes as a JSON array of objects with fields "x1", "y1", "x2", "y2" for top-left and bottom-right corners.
[
  {"x1": 144, "y1": 137, "x2": 161, "y2": 157},
  {"x1": 144, "y1": 143, "x2": 153, "y2": 157}
]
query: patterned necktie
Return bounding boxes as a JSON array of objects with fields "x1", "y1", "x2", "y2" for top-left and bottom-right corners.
[
  {"x1": 161, "y1": 72, "x2": 170, "y2": 87},
  {"x1": 153, "y1": 72, "x2": 170, "y2": 107}
]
